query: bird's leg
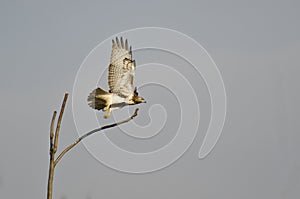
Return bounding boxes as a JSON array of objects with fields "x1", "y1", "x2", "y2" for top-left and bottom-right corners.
[
  {"x1": 104, "y1": 105, "x2": 112, "y2": 119},
  {"x1": 104, "y1": 109, "x2": 111, "y2": 119},
  {"x1": 103, "y1": 104, "x2": 110, "y2": 111}
]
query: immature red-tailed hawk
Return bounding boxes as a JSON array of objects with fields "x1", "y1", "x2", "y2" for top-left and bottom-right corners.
[{"x1": 87, "y1": 37, "x2": 146, "y2": 118}]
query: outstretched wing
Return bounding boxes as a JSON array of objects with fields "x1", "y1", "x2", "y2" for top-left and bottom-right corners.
[{"x1": 108, "y1": 37, "x2": 135, "y2": 98}]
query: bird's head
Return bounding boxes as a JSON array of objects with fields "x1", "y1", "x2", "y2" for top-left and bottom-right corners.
[{"x1": 132, "y1": 87, "x2": 146, "y2": 104}]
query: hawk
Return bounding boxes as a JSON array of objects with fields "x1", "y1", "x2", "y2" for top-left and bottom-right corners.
[{"x1": 87, "y1": 37, "x2": 146, "y2": 118}]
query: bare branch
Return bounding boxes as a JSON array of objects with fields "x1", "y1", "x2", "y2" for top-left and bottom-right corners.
[
  {"x1": 47, "y1": 111, "x2": 58, "y2": 199},
  {"x1": 47, "y1": 93, "x2": 68, "y2": 199},
  {"x1": 47, "y1": 93, "x2": 140, "y2": 199},
  {"x1": 54, "y1": 108, "x2": 139, "y2": 166},
  {"x1": 53, "y1": 92, "x2": 69, "y2": 153},
  {"x1": 50, "y1": 111, "x2": 57, "y2": 150}
]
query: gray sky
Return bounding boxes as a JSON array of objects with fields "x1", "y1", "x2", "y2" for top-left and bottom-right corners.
[{"x1": 0, "y1": 0, "x2": 300, "y2": 199}]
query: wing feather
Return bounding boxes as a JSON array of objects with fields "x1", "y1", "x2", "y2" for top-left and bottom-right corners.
[{"x1": 108, "y1": 37, "x2": 135, "y2": 98}]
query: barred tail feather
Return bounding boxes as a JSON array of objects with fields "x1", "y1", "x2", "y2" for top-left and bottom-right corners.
[{"x1": 87, "y1": 88, "x2": 111, "y2": 110}]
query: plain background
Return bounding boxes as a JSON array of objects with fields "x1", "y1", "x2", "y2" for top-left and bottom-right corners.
[{"x1": 0, "y1": 0, "x2": 299, "y2": 199}]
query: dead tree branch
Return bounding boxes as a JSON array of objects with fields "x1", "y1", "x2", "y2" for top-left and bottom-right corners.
[
  {"x1": 54, "y1": 108, "x2": 139, "y2": 166},
  {"x1": 47, "y1": 92, "x2": 139, "y2": 199}
]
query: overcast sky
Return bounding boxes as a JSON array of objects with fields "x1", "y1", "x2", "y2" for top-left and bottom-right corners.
[{"x1": 0, "y1": 0, "x2": 300, "y2": 199}]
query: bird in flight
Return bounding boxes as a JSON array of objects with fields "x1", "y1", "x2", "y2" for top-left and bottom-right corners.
[{"x1": 87, "y1": 37, "x2": 146, "y2": 118}]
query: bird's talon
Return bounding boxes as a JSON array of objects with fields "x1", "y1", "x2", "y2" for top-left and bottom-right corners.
[{"x1": 104, "y1": 113, "x2": 110, "y2": 119}]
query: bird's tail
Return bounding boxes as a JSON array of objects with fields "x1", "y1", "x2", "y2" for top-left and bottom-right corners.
[{"x1": 87, "y1": 87, "x2": 111, "y2": 111}]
